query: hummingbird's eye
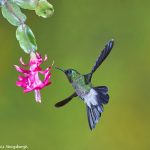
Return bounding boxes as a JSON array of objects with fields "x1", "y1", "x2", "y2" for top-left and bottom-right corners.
[
  {"x1": 66, "y1": 70, "x2": 72, "y2": 75},
  {"x1": 68, "y1": 70, "x2": 72, "y2": 74}
]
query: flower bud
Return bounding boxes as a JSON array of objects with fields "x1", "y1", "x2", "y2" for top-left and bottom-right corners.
[{"x1": 35, "y1": 0, "x2": 54, "y2": 18}]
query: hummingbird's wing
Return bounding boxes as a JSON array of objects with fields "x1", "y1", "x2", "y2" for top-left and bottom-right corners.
[
  {"x1": 55, "y1": 92, "x2": 77, "y2": 107},
  {"x1": 91, "y1": 39, "x2": 114, "y2": 74},
  {"x1": 86, "y1": 39, "x2": 114, "y2": 83}
]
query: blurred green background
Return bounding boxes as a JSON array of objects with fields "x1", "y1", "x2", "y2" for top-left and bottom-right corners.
[{"x1": 0, "y1": 0, "x2": 150, "y2": 150}]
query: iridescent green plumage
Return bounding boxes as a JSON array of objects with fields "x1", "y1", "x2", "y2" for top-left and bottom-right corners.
[{"x1": 65, "y1": 69, "x2": 92, "y2": 96}]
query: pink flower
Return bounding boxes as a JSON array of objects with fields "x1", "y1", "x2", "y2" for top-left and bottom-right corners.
[{"x1": 14, "y1": 52, "x2": 52, "y2": 103}]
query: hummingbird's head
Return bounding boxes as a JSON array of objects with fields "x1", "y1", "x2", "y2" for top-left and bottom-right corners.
[{"x1": 55, "y1": 67, "x2": 80, "y2": 83}]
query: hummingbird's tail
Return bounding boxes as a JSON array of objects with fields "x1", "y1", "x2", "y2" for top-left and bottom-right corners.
[
  {"x1": 86, "y1": 104, "x2": 102, "y2": 130},
  {"x1": 86, "y1": 86, "x2": 109, "y2": 130}
]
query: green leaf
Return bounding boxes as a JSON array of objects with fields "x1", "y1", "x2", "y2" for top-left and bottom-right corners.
[
  {"x1": 35, "y1": 0, "x2": 54, "y2": 18},
  {"x1": 13, "y1": 0, "x2": 38, "y2": 10},
  {"x1": 1, "y1": 0, "x2": 26, "y2": 26},
  {"x1": 16, "y1": 24, "x2": 37, "y2": 53}
]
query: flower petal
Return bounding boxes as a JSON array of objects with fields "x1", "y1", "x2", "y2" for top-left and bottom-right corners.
[
  {"x1": 44, "y1": 54, "x2": 48, "y2": 61},
  {"x1": 36, "y1": 52, "x2": 41, "y2": 59},
  {"x1": 14, "y1": 65, "x2": 30, "y2": 73},
  {"x1": 39, "y1": 67, "x2": 51, "y2": 74},
  {"x1": 23, "y1": 88, "x2": 33, "y2": 93},
  {"x1": 20, "y1": 57, "x2": 28, "y2": 66}
]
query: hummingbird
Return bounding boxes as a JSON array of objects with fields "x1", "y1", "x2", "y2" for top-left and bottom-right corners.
[{"x1": 55, "y1": 39, "x2": 114, "y2": 130}]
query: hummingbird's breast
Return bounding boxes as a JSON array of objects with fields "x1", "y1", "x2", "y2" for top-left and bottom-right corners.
[{"x1": 72, "y1": 75, "x2": 91, "y2": 98}]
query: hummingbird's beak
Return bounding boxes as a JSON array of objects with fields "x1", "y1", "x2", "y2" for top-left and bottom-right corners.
[{"x1": 55, "y1": 66, "x2": 65, "y2": 73}]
